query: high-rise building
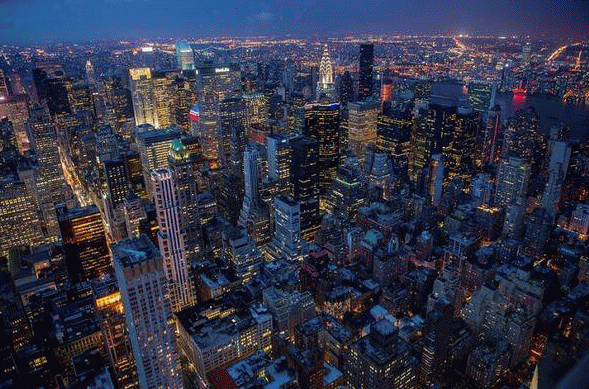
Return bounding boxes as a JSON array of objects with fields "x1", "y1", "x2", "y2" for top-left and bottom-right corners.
[
  {"x1": 317, "y1": 46, "x2": 335, "y2": 100},
  {"x1": 85, "y1": 60, "x2": 97, "y2": 86},
  {"x1": 151, "y1": 166, "x2": 197, "y2": 313},
  {"x1": 542, "y1": 140, "x2": 571, "y2": 219},
  {"x1": 151, "y1": 71, "x2": 173, "y2": 129},
  {"x1": 32, "y1": 63, "x2": 72, "y2": 116},
  {"x1": 28, "y1": 103, "x2": 70, "y2": 206},
  {"x1": 128, "y1": 67, "x2": 158, "y2": 128},
  {"x1": 57, "y1": 205, "x2": 112, "y2": 283},
  {"x1": 91, "y1": 276, "x2": 139, "y2": 389},
  {"x1": 111, "y1": 235, "x2": 183, "y2": 389},
  {"x1": 266, "y1": 133, "x2": 292, "y2": 192},
  {"x1": 194, "y1": 63, "x2": 241, "y2": 160},
  {"x1": 171, "y1": 75, "x2": 197, "y2": 133},
  {"x1": 339, "y1": 71, "x2": 354, "y2": 104},
  {"x1": 347, "y1": 100, "x2": 379, "y2": 161},
  {"x1": 303, "y1": 103, "x2": 341, "y2": 197},
  {"x1": 175, "y1": 41, "x2": 195, "y2": 71},
  {"x1": 289, "y1": 135, "x2": 320, "y2": 238},
  {"x1": 358, "y1": 43, "x2": 374, "y2": 101},
  {"x1": 135, "y1": 127, "x2": 181, "y2": 198},
  {"x1": 495, "y1": 156, "x2": 531, "y2": 206},
  {"x1": 243, "y1": 92, "x2": 268, "y2": 126},
  {"x1": 218, "y1": 96, "x2": 246, "y2": 175},
  {"x1": 345, "y1": 320, "x2": 417, "y2": 389},
  {"x1": 482, "y1": 106, "x2": 502, "y2": 165},
  {"x1": 0, "y1": 69, "x2": 9, "y2": 96},
  {"x1": 0, "y1": 177, "x2": 45, "y2": 256},
  {"x1": 467, "y1": 81, "x2": 496, "y2": 113}
]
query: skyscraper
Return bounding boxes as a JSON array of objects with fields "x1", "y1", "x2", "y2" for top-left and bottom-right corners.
[
  {"x1": 0, "y1": 177, "x2": 44, "y2": 256},
  {"x1": 218, "y1": 96, "x2": 247, "y2": 175},
  {"x1": 135, "y1": 127, "x2": 181, "y2": 198},
  {"x1": 495, "y1": 156, "x2": 531, "y2": 206},
  {"x1": 32, "y1": 63, "x2": 72, "y2": 116},
  {"x1": 57, "y1": 205, "x2": 112, "y2": 283},
  {"x1": 266, "y1": 133, "x2": 292, "y2": 192},
  {"x1": 194, "y1": 63, "x2": 241, "y2": 160},
  {"x1": 151, "y1": 165, "x2": 197, "y2": 313},
  {"x1": 0, "y1": 69, "x2": 9, "y2": 97},
  {"x1": 467, "y1": 81, "x2": 496, "y2": 113},
  {"x1": 317, "y1": 46, "x2": 335, "y2": 100},
  {"x1": 129, "y1": 67, "x2": 158, "y2": 128},
  {"x1": 347, "y1": 100, "x2": 379, "y2": 161},
  {"x1": 111, "y1": 235, "x2": 183, "y2": 389},
  {"x1": 289, "y1": 135, "x2": 320, "y2": 238},
  {"x1": 303, "y1": 103, "x2": 341, "y2": 197},
  {"x1": 358, "y1": 43, "x2": 374, "y2": 101},
  {"x1": 175, "y1": 41, "x2": 195, "y2": 71},
  {"x1": 85, "y1": 60, "x2": 96, "y2": 86},
  {"x1": 542, "y1": 140, "x2": 571, "y2": 219}
]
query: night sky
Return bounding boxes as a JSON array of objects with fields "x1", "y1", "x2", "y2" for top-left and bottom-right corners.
[{"x1": 0, "y1": 0, "x2": 588, "y2": 43}]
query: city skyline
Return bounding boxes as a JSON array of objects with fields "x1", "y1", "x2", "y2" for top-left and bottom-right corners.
[{"x1": 0, "y1": 0, "x2": 588, "y2": 44}]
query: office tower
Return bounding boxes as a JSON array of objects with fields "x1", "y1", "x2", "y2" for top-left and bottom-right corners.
[
  {"x1": 542, "y1": 140, "x2": 571, "y2": 218},
  {"x1": 521, "y1": 43, "x2": 532, "y2": 66},
  {"x1": 111, "y1": 235, "x2": 183, "y2": 389},
  {"x1": 316, "y1": 46, "x2": 335, "y2": 100},
  {"x1": 441, "y1": 106, "x2": 479, "y2": 182},
  {"x1": 243, "y1": 92, "x2": 268, "y2": 126},
  {"x1": 85, "y1": 60, "x2": 97, "y2": 86},
  {"x1": 58, "y1": 205, "x2": 112, "y2": 283},
  {"x1": 239, "y1": 146, "x2": 262, "y2": 223},
  {"x1": 0, "y1": 94, "x2": 29, "y2": 151},
  {"x1": 222, "y1": 226, "x2": 263, "y2": 281},
  {"x1": 289, "y1": 135, "x2": 320, "y2": 238},
  {"x1": 91, "y1": 276, "x2": 139, "y2": 389},
  {"x1": 266, "y1": 133, "x2": 291, "y2": 191},
  {"x1": 430, "y1": 153, "x2": 444, "y2": 207},
  {"x1": 347, "y1": 100, "x2": 379, "y2": 161},
  {"x1": 376, "y1": 109, "x2": 412, "y2": 174},
  {"x1": 271, "y1": 195, "x2": 303, "y2": 259},
  {"x1": 326, "y1": 163, "x2": 364, "y2": 219},
  {"x1": 70, "y1": 83, "x2": 94, "y2": 114},
  {"x1": 358, "y1": 43, "x2": 374, "y2": 101},
  {"x1": 135, "y1": 127, "x2": 181, "y2": 198},
  {"x1": 104, "y1": 158, "x2": 130, "y2": 209},
  {"x1": 503, "y1": 198, "x2": 526, "y2": 238},
  {"x1": 483, "y1": 106, "x2": 502, "y2": 165},
  {"x1": 339, "y1": 71, "x2": 354, "y2": 104},
  {"x1": 171, "y1": 75, "x2": 196, "y2": 133},
  {"x1": 152, "y1": 71, "x2": 173, "y2": 128},
  {"x1": 0, "y1": 177, "x2": 45, "y2": 256},
  {"x1": 467, "y1": 81, "x2": 496, "y2": 113},
  {"x1": 32, "y1": 63, "x2": 72, "y2": 116},
  {"x1": 194, "y1": 63, "x2": 241, "y2": 160},
  {"x1": 112, "y1": 87, "x2": 135, "y2": 136},
  {"x1": 419, "y1": 298, "x2": 453, "y2": 388},
  {"x1": 303, "y1": 103, "x2": 341, "y2": 198},
  {"x1": 345, "y1": 320, "x2": 417, "y2": 389},
  {"x1": 0, "y1": 69, "x2": 9, "y2": 96},
  {"x1": 128, "y1": 67, "x2": 158, "y2": 127},
  {"x1": 123, "y1": 192, "x2": 147, "y2": 239},
  {"x1": 495, "y1": 156, "x2": 531, "y2": 206},
  {"x1": 151, "y1": 166, "x2": 197, "y2": 312},
  {"x1": 175, "y1": 40, "x2": 195, "y2": 70},
  {"x1": 218, "y1": 96, "x2": 246, "y2": 175}
]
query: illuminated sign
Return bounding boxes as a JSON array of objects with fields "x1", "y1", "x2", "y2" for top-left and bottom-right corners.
[{"x1": 215, "y1": 67, "x2": 230, "y2": 73}]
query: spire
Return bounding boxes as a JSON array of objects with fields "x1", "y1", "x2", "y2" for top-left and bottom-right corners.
[{"x1": 319, "y1": 45, "x2": 333, "y2": 85}]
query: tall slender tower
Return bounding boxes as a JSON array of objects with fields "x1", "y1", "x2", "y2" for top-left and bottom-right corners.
[
  {"x1": 85, "y1": 60, "x2": 96, "y2": 86},
  {"x1": 129, "y1": 67, "x2": 158, "y2": 128},
  {"x1": 317, "y1": 46, "x2": 335, "y2": 100},
  {"x1": 111, "y1": 235, "x2": 183, "y2": 389},
  {"x1": 175, "y1": 41, "x2": 195, "y2": 71},
  {"x1": 151, "y1": 165, "x2": 197, "y2": 313},
  {"x1": 303, "y1": 103, "x2": 341, "y2": 197},
  {"x1": 359, "y1": 43, "x2": 374, "y2": 101}
]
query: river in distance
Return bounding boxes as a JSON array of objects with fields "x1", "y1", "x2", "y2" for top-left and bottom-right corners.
[{"x1": 495, "y1": 92, "x2": 589, "y2": 141}]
